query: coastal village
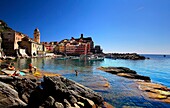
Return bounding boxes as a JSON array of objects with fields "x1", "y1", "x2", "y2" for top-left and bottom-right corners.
[
  {"x1": 0, "y1": 20, "x2": 170, "y2": 108},
  {"x1": 0, "y1": 20, "x2": 103, "y2": 59}
]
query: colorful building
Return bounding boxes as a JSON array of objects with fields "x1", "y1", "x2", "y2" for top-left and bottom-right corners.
[
  {"x1": 2, "y1": 30, "x2": 25, "y2": 56},
  {"x1": 19, "y1": 28, "x2": 44, "y2": 56},
  {"x1": 65, "y1": 35, "x2": 92, "y2": 55},
  {"x1": 42, "y1": 42, "x2": 55, "y2": 53}
]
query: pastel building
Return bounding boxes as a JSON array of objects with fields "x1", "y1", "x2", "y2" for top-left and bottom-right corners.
[
  {"x1": 19, "y1": 28, "x2": 44, "y2": 56},
  {"x1": 65, "y1": 35, "x2": 92, "y2": 55},
  {"x1": 2, "y1": 30, "x2": 25, "y2": 56},
  {"x1": 42, "y1": 42, "x2": 55, "y2": 53},
  {"x1": 58, "y1": 39, "x2": 69, "y2": 53}
]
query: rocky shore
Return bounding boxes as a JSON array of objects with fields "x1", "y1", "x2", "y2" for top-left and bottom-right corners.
[
  {"x1": 105, "y1": 53, "x2": 147, "y2": 60},
  {"x1": 98, "y1": 67, "x2": 151, "y2": 82},
  {"x1": 98, "y1": 66, "x2": 170, "y2": 103},
  {"x1": 0, "y1": 75, "x2": 112, "y2": 108}
]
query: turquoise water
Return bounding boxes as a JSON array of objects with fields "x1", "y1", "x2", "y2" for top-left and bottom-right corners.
[{"x1": 14, "y1": 55, "x2": 170, "y2": 107}]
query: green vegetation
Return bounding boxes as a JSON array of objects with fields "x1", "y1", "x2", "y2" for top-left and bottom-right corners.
[{"x1": 0, "y1": 20, "x2": 13, "y2": 33}]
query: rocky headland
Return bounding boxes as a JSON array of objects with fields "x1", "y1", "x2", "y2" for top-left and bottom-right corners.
[
  {"x1": 0, "y1": 75, "x2": 113, "y2": 108},
  {"x1": 98, "y1": 66, "x2": 170, "y2": 103},
  {"x1": 105, "y1": 53, "x2": 147, "y2": 60}
]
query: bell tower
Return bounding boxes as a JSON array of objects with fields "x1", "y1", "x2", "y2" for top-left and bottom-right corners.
[{"x1": 34, "y1": 28, "x2": 40, "y2": 43}]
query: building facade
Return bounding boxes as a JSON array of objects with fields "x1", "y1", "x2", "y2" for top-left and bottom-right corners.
[
  {"x1": 19, "y1": 28, "x2": 44, "y2": 56},
  {"x1": 65, "y1": 36, "x2": 92, "y2": 55},
  {"x1": 2, "y1": 30, "x2": 25, "y2": 56}
]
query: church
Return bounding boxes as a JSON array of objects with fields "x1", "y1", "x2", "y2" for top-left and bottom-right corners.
[{"x1": 19, "y1": 28, "x2": 45, "y2": 56}]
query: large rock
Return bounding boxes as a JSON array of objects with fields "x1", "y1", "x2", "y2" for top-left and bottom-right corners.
[
  {"x1": 0, "y1": 75, "x2": 38, "y2": 105},
  {"x1": 11, "y1": 78, "x2": 38, "y2": 104},
  {"x1": 98, "y1": 67, "x2": 151, "y2": 82},
  {"x1": 40, "y1": 96, "x2": 55, "y2": 108},
  {"x1": 26, "y1": 76, "x2": 104, "y2": 108},
  {"x1": 0, "y1": 75, "x2": 106, "y2": 108},
  {"x1": 54, "y1": 101, "x2": 64, "y2": 108},
  {"x1": 0, "y1": 81, "x2": 26, "y2": 107}
]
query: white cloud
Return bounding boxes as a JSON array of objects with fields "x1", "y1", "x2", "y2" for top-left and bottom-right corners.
[{"x1": 136, "y1": 6, "x2": 144, "y2": 11}]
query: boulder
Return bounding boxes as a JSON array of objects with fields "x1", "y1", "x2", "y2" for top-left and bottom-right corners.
[
  {"x1": 0, "y1": 75, "x2": 106, "y2": 108},
  {"x1": 42, "y1": 76, "x2": 104, "y2": 106},
  {"x1": 40, "y1": 96, "x2": 55, "y2": 108},
  {"x1": 54, "y1": 102, "x2": 64, "y2": 108},
  {"x1": 11, "y1": 78, "x2": 38, "y2": 103},
  {"x1": 0, "y1": 81, "x2": 26, "y2": 107}
]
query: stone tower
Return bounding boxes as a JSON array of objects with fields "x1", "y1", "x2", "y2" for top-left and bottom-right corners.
[{"x1": 34, "y1": 28, "x2": 40, "y2": 43}]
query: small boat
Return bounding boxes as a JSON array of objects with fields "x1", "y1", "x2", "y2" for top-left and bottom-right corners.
[
  {"x1": 56, "y1": 56, "x2": 69, "y2": 60},
  {"x1": 5, "y1": 57, "x2": 16, "y2": 60},
  {"x1": 71, "y1": 56, "x2": 80, "y2": 60},
  {"x1": 87, "y1": 55, "x2": 104, "y2": 61}
]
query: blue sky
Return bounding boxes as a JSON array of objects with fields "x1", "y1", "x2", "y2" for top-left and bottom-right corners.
[{"x1": 0, "y1": 0, "x2": 170, "y2": 54}]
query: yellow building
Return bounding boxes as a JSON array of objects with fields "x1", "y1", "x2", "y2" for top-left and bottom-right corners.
[{"x1": 19, "y1": 28, "x2": 44, "y2": 56}]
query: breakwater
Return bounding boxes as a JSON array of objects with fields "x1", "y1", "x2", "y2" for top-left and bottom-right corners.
[{"x1": 105, "y1": 53, "x2": 147, "y2": 60}]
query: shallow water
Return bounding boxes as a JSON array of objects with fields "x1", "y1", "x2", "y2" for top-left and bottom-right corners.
[{"x1": 12, "y1": 54, "x2": 170, "y2": 107}]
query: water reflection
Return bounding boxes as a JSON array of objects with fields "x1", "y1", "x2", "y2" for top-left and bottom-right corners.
[{"x1": 15, "y1": 58, "x2": 103, "y2": 75}]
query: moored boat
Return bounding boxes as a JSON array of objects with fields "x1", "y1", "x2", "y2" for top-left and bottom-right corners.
[{"x1": 87, "y1": 55, "x2": 104, "y2": 61}]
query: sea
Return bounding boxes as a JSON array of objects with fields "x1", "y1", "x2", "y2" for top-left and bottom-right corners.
[{"x1": 13, "y1": 54, "x2": 170, "y2": 107}]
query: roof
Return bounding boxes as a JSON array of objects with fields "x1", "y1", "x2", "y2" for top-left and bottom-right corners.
[{"x1": 34, "y1": 28, "x2": 40, "y2": 32}]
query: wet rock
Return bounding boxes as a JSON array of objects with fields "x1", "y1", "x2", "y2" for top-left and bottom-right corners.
[
  {"x1": 146, "y1": 92, "x2": 167, "y2": 99},
  {"x1": 161, "y1": 97, "x2": 170, "y2": 103},
  {"x1": 137, "y1": 81, "x2": 170, "y2": 91},
  {"x1": 98, "y1": 67, "x2": 151, "y2": 82},
  {"x1": 137, "y1": 81, "x2": 170, "y2": 103},
  {"x1": 102, "y1": 102, "x2": 115, "y2": 108}
]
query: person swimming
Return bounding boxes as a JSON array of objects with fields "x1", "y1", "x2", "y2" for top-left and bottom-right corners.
[{"x1": 75, "y1": 70, "x2": 78, "y2": 76}]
